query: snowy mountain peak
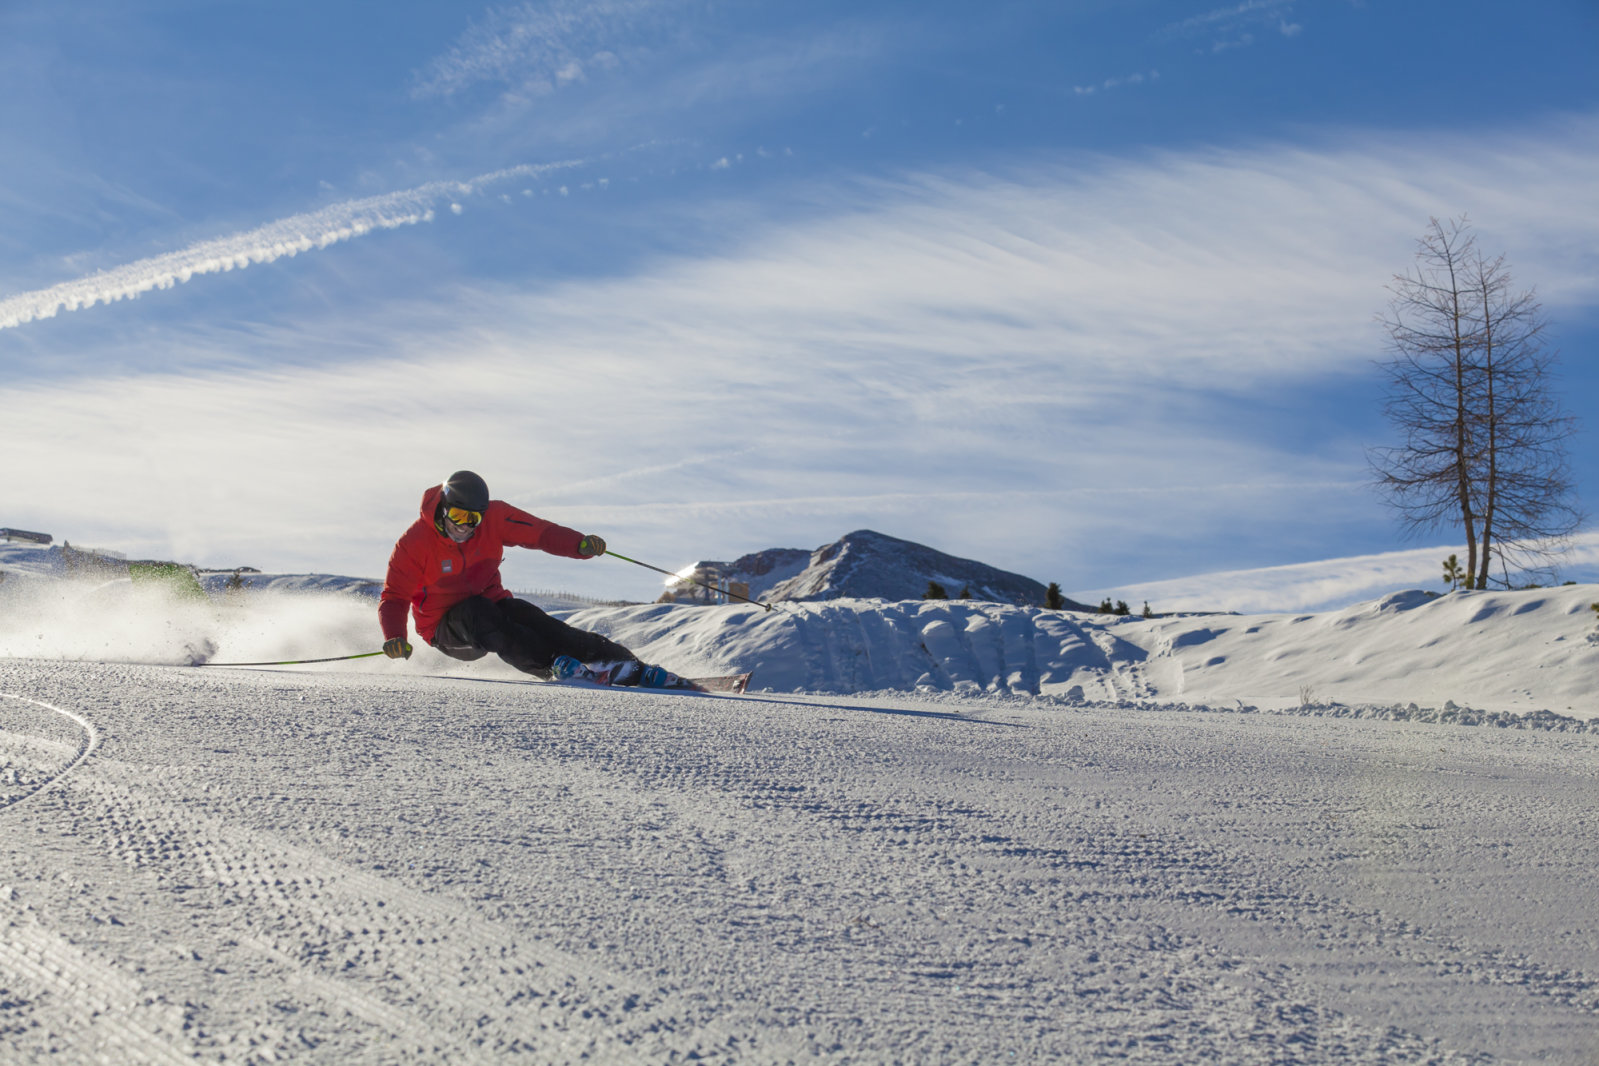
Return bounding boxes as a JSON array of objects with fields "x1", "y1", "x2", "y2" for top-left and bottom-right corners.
[{"x1": 737, "y1": 528, "x2": 1080, "y2": 607}]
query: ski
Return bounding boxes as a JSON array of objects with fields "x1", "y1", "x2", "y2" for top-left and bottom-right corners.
[{"x1": 551, "y1": 656, "x2": 752, "y2": 695}]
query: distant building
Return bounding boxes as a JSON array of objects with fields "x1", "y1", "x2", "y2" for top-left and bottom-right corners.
[{"x1": 657, "y1": 565, "x2": 751, "y2": 606}]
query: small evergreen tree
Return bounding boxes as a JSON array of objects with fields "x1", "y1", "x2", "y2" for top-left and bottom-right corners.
[
  {"x1": 923, "y1": 581, "x2": 949, "y2": 600},
  {"x1": 1442, "y1": 553, "x2": 1468, "y2": 591},
  {"x1": 1097, "y1": 598, "x2": 1113, "y2": 614},
  {"x1": 1142, "y1": 601, "x2": 1153, "y2": 618},
  {"x1": 1114, "y1": 600, "x2": 1130, "y2": 616},
  {"x1": 1045, "y1": 582, "x2": 1065, "y2": 610}
]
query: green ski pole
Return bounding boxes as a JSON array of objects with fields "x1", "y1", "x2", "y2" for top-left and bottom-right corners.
[{"x1": 195, "y1": 650, "x2": 387, "y2": 667}]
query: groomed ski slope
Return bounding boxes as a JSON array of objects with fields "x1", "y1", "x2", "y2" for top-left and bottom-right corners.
[
  {"x1": 1, "y1": 580, "x2": 1598, "y2": 1061},
  {"x1": 2, "y1": 657, "x2": 1598, "y2": 1063}
]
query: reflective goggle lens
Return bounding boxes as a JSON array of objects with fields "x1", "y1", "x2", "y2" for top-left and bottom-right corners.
[{"x1": 445, "y1": 506, "x2": 482, "y2": 528}]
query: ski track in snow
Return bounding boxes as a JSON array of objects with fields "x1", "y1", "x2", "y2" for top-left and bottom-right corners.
[
  {"x1": 1, "y1": 659, "x2": 1597, "y2": 1062},
  {"x1": 0, "y1": 693, "x2": 100, "y2": 812}
]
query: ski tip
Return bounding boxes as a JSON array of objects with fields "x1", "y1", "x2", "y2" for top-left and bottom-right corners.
[{"x1": 685, "y1": 671, "x2": 752, "y2": 694}]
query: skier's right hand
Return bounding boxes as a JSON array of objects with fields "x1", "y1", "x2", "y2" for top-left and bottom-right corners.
[{"x1": 383, "y1": 637, "x2": 413, "y2": 660}]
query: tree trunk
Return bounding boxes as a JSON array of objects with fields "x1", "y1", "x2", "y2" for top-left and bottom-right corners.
[{"x1": 1445, "y1": 238, "x2": 1478, "y2": 586}]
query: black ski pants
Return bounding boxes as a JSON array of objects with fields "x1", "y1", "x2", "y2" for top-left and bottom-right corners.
[{"x1": 431, "y1": 595, "x2": 636, "y2": 678}]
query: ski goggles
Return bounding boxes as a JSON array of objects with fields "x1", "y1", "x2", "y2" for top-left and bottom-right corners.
[{"x1": 443, "y1": 506, "x2": 483, "y2": 528}]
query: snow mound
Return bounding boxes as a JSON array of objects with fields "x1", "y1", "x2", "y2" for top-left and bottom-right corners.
[{"x1": 569, "y1": 585, "x2": 1599, "y2": 718}]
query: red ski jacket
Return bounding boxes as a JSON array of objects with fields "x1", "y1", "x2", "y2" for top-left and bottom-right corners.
[{"x1": 379, "y1": 485, "x2": 587, "y2": 645}]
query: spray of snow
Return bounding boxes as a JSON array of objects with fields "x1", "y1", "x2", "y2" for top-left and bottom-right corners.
[{"x1": 0, "y1": 576, "x2": 378, "y2": 668}]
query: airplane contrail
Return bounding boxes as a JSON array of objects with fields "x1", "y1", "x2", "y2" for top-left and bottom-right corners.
[{"x1": 0, "y1": 159, "x2": 585, "y2": 331}]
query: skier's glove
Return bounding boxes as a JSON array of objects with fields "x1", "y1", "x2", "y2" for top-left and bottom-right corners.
[
  {"x1": 578, "y1": 534, "x2": 606, "y2": 558},
  {"x1": 383, "y1": 637, "x2": 413, "y2": 660}
]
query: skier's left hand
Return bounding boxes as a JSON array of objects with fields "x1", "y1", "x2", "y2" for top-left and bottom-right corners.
[{"x1": 578, "y1": 534, "x2": 606, "y2": 558}]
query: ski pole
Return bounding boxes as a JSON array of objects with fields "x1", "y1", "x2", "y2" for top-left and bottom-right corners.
[
  {"x1": 194, "y1": 651, "x2": 387, "y2": 667},
  {"x1": 604, "y1": 550, "x2": 784, "y2": 613}
]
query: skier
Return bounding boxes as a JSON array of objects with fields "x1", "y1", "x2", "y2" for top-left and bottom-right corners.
[{"x1": 379, "y1": 470, "x2": 661, "y2": 683}]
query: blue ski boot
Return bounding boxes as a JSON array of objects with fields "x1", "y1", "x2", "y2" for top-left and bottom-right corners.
[
  {"x1": 638, "y1": 664, "x2": 678, "y2": 688},
  {"x1": 551, "y1": 655, "x2": 593, "y2": 682}
]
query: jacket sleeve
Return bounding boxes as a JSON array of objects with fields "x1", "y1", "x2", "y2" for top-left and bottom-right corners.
[
  {"x1": 379, "y1": 537, "x2": 422, "y2": 641},
  {"x1": 498, "y1": 502, "x2": 587, "y2": 559}
]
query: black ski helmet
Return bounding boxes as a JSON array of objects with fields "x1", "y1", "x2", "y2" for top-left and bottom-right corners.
[{"x1": 440, "y1": 470, "x2": 490, "y2": 513}]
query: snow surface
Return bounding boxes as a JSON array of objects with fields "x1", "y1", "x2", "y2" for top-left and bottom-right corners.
[{"x1": 2, "y1": 562, "x2": 1598, "y2": 1061}]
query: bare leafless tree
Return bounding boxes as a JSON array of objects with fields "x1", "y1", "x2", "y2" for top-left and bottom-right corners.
[{"x1": 1370, "y1": 217, "x2": 1582, "y2": 589}]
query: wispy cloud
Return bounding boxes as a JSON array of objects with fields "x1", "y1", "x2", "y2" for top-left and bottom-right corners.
[
  {"x1": 1157, "y1": 0, "x2": 1304, "y2": 52},
  {"x1": 0, "y1": 160, "x2": 585, "y2": 331},
  {"x1": 1158, "y1": 0, "x2": 1297, "y2": 39},
  {"x1": 412, "y1": 0, "x2": 666, "y2": 101},
  {"x1": 1073, "y1": 69, "x2": 1161, "y2": 96},
  {"x1": 411, "y1": 6, "x2": 909, "y2": 165}
]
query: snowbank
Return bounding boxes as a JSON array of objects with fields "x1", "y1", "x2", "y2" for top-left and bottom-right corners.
[{"x1": 569, "y1": 585, "x2": 1599, "y2": 718}]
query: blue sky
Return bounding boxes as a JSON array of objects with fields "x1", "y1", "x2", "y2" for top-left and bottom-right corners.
[{"x1": 2, "y1": 0, "x2": 1597, "y2": 610}]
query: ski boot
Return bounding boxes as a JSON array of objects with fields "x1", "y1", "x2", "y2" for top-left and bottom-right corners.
[
  {"x1": 638, "y1": 664, "x2": 686, "y2": 688},
  {"x1": 551, "y1": 655, "x2": 597, "y2": 683},
  {"x1": 597, "y1": 660, "x2": 683, "y2": 688}
]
